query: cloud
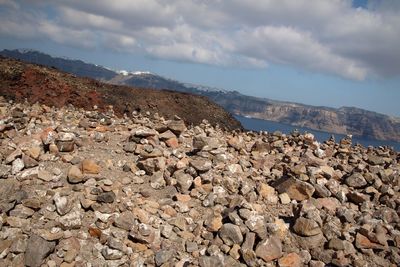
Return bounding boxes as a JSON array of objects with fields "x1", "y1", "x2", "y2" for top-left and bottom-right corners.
[{"x1": 1, "y1": 0, "x2": 400, "y2": 80}]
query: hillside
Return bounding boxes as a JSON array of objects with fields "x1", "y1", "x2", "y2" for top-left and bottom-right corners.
[
  {"x1": 0, "y1": 57, "x2": 241, "y2": 131},
  {"x1": 2, "y1": 49, "x2": 400, "y2": 142},
  {"x1": 0, "y1": 97, "x2": 399, "y2": 266}
]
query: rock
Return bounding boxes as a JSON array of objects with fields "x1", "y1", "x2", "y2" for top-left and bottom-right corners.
[
  {"x1": 37, "y1": 169, "x2": 54, "y2": 182},
  {"x1": 0, "y1": 165, "x2": 11, "y2": 178},
  {"x1": 22, "y1": 154, "x2": 38, "y2": 168},
  {"x1": 114, "y1": 211, "x2": 136, "y2": 231},
  {"x1": 174, "y1": 170, "x2": 193, "y2": 193},
  {"x1": 273, "y1": 177, "x2": 315, "y2": 201},
  {"x1": 11, "y1": 158, "x2": 24, "y2": 174},
  {"x1": 190, "y1": 158, "x2": 212, "y2": 172},
  {"x1": 255, "y1": 236, "x2": 283, "y2": 262},
  {"x1": 123, "y1": 142, "x2": 136, "y2": 153},
  {"x1": 345, "y1": 173, "x2": 367, "y2": 188},
  {"x1": 278, "y1": 252, "x2": 302, "y2": 267},
  {"x1": 199, "y1": 256, "x2": 223, "y2": 267},
  {"x1": 101, "y1": 246, "x2": 123, "y2": 260},
  {"x1": 81, "y1": 159, "x2": 100, "y2": 174},
  {"x1": 53, "y1": 192, "x2": 71, "y2": 215},
  {"x1": 205, "y1": 214, "x2": 223, "y2": 232},
  {"x1": 227, "y1": 135, "x2": 244, "y2": 151},
  {"x1": 167, "y1": 120, "x2": 186, "y2": 135},
  {"x1": 150, "y1": 171, "x2": 166, "y2": 189},
  {"x1": 155, "y1": 249, "x2": 174, "y2": 266},
  {"x1": 96, "y1": 191, "x2": 116, "y2": 203},
  {"x1": 25, "y1": 234, "x2": 55, "y2": 267},
  {"x1": 40, "y1": 128, "x2": 57, "y2": 145},
  {"x1": 293, "y1": 217, "x2": 322, "y2": 237},
  {"x1": 355, "y1": 232, "x2": 385, "y2": 250},
  {"x1": 56, "y1": 140, "x2": 75, "y2": 152},
  {"x1": 67, "y1": 165, "x2": 83, "y2": 183},
  {"x1": 219, "y1": 223, "x2": 243, "y2": 246}
]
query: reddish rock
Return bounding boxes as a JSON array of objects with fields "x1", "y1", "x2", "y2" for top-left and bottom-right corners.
[{"x1": 278, "y1": 252, "x2": 302, "y2": 267}]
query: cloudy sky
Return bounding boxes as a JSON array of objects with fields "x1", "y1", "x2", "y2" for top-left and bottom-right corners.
[{"x1": 1, "y1": 0, "x2": 400, "y2": 116}]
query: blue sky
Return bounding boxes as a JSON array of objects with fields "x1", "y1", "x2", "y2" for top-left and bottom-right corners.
[{"x1": 1, "y1": 0, "x2": 400, "y2": 116}]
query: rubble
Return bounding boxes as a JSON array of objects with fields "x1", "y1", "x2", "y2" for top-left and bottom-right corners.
[{"x1": 0, "y1": 97, "x2": 399, "y2": 266}]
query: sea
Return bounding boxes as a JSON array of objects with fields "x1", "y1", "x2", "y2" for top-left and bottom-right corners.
[{"x1": 234, "y1": 115, "x2": 400, "y2": 152}]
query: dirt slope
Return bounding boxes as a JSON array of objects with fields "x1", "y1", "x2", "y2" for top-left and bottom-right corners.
[{"x1": 0, "y1": 57, "x2": 242, "y2": 130}]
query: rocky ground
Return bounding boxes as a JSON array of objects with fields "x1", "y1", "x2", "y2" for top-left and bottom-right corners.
[{"x1": 0, "y1": 97, "x2": 399, "y2": 267}]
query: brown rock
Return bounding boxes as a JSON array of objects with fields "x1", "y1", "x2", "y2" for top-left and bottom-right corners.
[
  {"x1": 293, "y1": 217, "x2": 322, "y2": 237},
  {"x1": 355, "y1": 233, "x2": 385, "y2": 250},
  {"x1": 273, "y1": 177, "x2": 315, "y2": 201},
  {"x1": 67, "y1": 165, "x2": 83, "y2": 183},
  {"x1": 278, "y1": 252, "x2": 302, "y2": 267},
  {"x1": 255, "y1": 236, "x2": 283, "y2": 262},
  {"x1": 81, "y1": 159, "x2": 100, "y2": 174}
]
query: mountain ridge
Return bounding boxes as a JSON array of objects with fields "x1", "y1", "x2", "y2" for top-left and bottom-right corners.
[{"x1": 2, "y1": 49, "x2": 400, "y2": 142}]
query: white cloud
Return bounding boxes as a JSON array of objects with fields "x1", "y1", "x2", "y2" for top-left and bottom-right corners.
[{"x1": 1, "y1": 0, "x2": 400, "y2": 79}]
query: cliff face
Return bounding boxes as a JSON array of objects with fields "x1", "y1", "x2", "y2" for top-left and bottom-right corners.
[
  {"x1": 0, "y1": 57, "x2": 242, "y2": 131},
  {"x1": 203, "y1": 91, "x2": 400, "y2": 142}
]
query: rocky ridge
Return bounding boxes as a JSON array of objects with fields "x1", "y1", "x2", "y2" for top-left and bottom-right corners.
[{"x1": 0, "y1": 97, "x2": 400, "y2": 266}]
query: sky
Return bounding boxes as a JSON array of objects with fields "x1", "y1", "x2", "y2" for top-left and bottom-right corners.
[{"x1": 0, "y1": 0, "x2": 400, "y2": 116}]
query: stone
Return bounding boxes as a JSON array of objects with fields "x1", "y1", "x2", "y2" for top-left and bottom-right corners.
[
  {"x1": 97, "y1": 191, "x2": 116, "y2": 203},
  {"x1": 56, "y1": 140, "x2": 75, "y2": 152},
  {"x1": 123, "y1": 142, "x2": 136, "y2": 153},
  {"x1": 219, "y1": 223, "x2": 243, "y2": 246},
  {"x1": 199, "y1": 256, "x2": 223, "y2": 267},
  {"x1": 101, "y1": 246, "x2": 123, "y2": 260},
  {"x1": 155, "y1": 249, "x2": 174, "y2": 266},
  {"x1": 37, "y1": 169, "x2": 54, "y2": 182},
  {"x1": 114, "y1": 211, "x2": 135, "y2": 231},
  {"x1": 11, "y1": 158, "x2": 24, "y2": 174},
  {"x1": 167, "y1": 120, "x2": 186, "y2": 135},
  {"x1": 255, "y1": 236, "x2": 283, "y2": 262},
  {"x1": 24, "y1": 234, "x2": 55, "y2": 267},
  {"x1": 150, "y1": 171, "x2": 166, "y2": 189},
  {"x1": 278, "y1": 252, "x2": 302, "y2": 267},
  {"x1": 205, "y1": 214, "x2": 223, "y2": 232},
  {"x1": 190, "y1": 158, "x2": 212, "y2": 172},
  {"x1": 279, "y1": 193, "x2": 291, "y2": 204},
  {"x1": 345, "y1": 173, "x2": 367, "y2": 188},
  {"x1": 174, "y1": 170, "x2": 193, "y2": 193},
  {"x1": 22, "y1": 154, "x2": 38, "y2": 168},
  {"x1": 81, "y1": 159, "x2": 100, "y2": 174},
  {"x1": 67, "y1": 165, "x2": 83, "y2": 183},
  {"x1": 293, "y1": 217, "x2": 322, "y2": 237},
  {"x1": 40, "y1": 128, "x2": 57, "y2": 145},
  {"x1": 355, "y1": 233, "x2": 385, "y2": 250},
  {"x1": 57, "y1": 207, "x2": 82, "y2": 229},
  {"x1": 273, "y1": 177, "x2": 315, "y2": 201},
  {"x1": 53, "y1": 192, "x2": 71, "y2": 216},
  {"x1": 0, "y1": 165, "x2": 11, "y2": 178}
]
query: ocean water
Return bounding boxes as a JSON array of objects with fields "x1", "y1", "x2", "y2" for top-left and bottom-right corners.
[{"x1": 235, "y1": 115, "x2": 400, "y2": 152}]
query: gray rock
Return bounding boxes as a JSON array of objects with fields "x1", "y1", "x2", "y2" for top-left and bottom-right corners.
[
  {"x1": 345, "y1": 173, "x2": 367, "y2": 188},
  {"x1": 199, "y1": 256, "x2": 223, "y2": 267},
  {"x1": 174, "y1": 170, "x2": 193, "y2": 193},
  {"x1": 190, "y1": 157, "x2": 212, "y2": 172},
  {"x1": 24, "y1": 234, "x2": 55, "y2": 267},
  {"x1": 219, "y1": 223, "x2": 243, "y2": 246},
  {"x1": 155, "y1": 249, "x2": 175, "y2": 266},
  {"x1": 97, "y1": 191, "x2": 116, "y2": 203},
  {"x1": 11, "y1": 158, "x2": 24, "y2": 174}
]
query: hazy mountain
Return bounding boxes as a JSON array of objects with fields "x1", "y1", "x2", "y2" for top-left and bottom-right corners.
[{"x1": 2, "y1": 49, "x2": 400, "y2": 142}]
